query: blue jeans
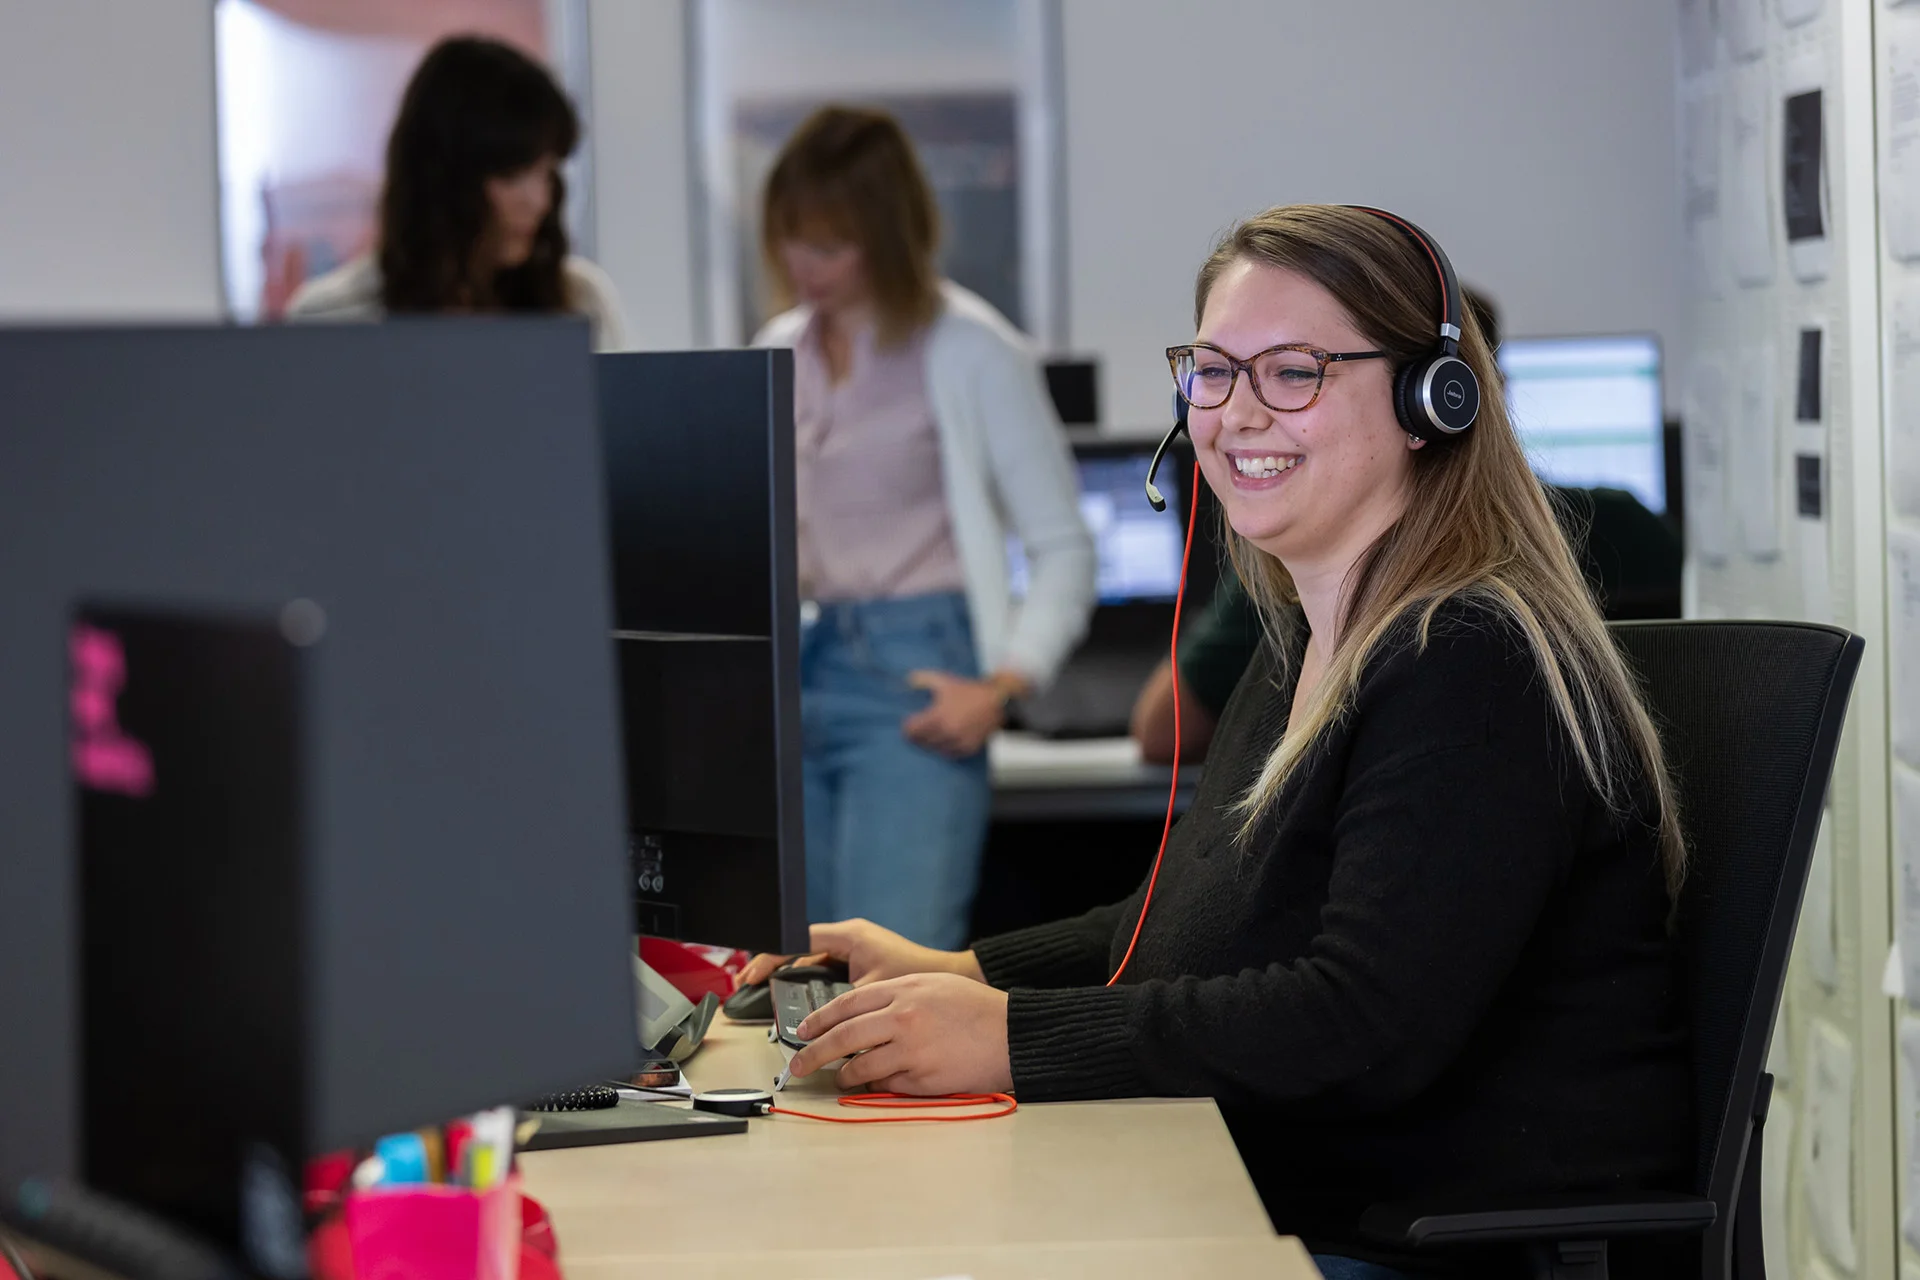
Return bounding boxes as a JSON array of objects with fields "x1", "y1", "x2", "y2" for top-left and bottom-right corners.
[
  {"x1": 799, "y1": 593, "x2": 991, "y2": 949},
  {"x1": 1312, "y1": 1258, "x2": 1419, "y2": 1280}
]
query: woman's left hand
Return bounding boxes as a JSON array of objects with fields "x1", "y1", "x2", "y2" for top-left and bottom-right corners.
[
  {"x1": 902, "y1": 670, "x2": 1013, "y2": 757},
  {"x1": 788, "y1": 972, "x2": 1014, "y2": 1096}
]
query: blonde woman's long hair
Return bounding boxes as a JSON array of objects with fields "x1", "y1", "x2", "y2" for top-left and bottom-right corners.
[{"x1": 1205, "y1": 206, "x2": 1685, "y2": 898}]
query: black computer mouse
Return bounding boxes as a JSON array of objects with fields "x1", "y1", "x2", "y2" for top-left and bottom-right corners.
[
  {"x1": 770, "y1": 959, "x2": 851, "y2": 984},
  {"x1": 722, "y1": 981, "x2": 774, "y2": 1022}
]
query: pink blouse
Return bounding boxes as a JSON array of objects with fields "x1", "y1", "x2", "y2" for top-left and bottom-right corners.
[{"x1": 792, "y1": 315, "x2": 967, "y2": 602}]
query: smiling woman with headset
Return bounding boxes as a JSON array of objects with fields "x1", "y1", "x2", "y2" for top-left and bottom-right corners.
[{"x1": 740, "y1": 204, "x2": 1693, "y2": 1277}]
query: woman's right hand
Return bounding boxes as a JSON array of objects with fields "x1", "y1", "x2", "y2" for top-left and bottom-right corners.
[{"x1": 734, "y1": 918, "x2": 986, "y2": 989}]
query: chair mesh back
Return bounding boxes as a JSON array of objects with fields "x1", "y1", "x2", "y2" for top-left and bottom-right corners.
[{"x1": 1610, "y1": 622, "x2": 1853, "y2": 1196}]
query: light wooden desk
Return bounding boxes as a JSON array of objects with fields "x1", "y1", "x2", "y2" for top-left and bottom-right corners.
[{"x1": 519, "y1": 1019, "x2": 1318, "y2": 1278}]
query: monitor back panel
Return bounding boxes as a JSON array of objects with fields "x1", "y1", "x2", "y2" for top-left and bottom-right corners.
[{"x1": 0, "y1": 320, "x2": 637, "y2": 1179}]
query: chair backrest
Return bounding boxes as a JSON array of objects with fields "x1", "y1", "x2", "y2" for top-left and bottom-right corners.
[{"x1": 1609, "y1": 621, "x2": 1862, "y2": 1211}]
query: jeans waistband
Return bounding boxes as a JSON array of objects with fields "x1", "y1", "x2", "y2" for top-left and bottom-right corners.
[{"x1": 803, "y1": 592, "x2": 970, "y2": 636}]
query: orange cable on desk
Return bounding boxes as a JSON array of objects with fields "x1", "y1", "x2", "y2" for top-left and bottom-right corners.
[{"x1": 768, "y1": 1092, "x2": 1017, "y2": 1123}]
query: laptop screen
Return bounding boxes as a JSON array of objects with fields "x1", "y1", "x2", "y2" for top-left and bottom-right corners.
[{"x1": 1008, "y1": 448, "x2": 1186, "y2": 604}]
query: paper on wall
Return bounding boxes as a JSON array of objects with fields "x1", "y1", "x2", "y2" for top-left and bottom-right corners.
[
  {"x1": 1802, "y1": 1019, "x2": 1857, "y2": 1271},
  {"x1": 1890, "y1": 533, "x2": 1920, "y2": 766},
  {"x1": 1893, "y1": 288, "x2": 1920, "y2": 516},
  {"x1": 1804, "y1": 813, "x2": 1838, "y2": 990},
  {"x1": 1724, "y1": 0, "x2": 1768, "y2": 59},
  {"x1": 1686, "y1": 359, "x2": 1732, "y2": 562},
  {"x1": 1782, "y1": 54, "x2": 1831, "y2": 283},
  {"x1": 1729, "y1": 60, "x2": 1777, "y2": 286},
  {"x1": 1680, "y1": 0, "x2": 1719, "y2": 75},
  {"x1": 1887, "y1": 25, "x2": 1920, "y2": 261},
  {"x1": 1798, "y1": 453, "x2": 1833, "y2": 621},
  {"x1": 1682, "y1": 84, "x2": 1726, "y2": 298},
  {"x1": 1762, "y1": 1099, "x2": 1795, "y2": 1278},
  {"x1": 1778, "y1": 0, "x2": 1824, "y2": 24},
  {"x1": 1895, "y1": 765, "x2": 1920, "y2": 1002},
  {"x1": 1890, "y1": 942, "x2": 1908, "y2": 1000},
  {"x1": 1731, "y1": 345, "x2": 1782, "y2": 559},
  {"x1": 1902, "y1": 1018, "x2": 1920, "y2": 1249}
]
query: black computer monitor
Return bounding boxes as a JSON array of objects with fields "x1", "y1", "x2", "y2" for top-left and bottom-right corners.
[
  {"x1": 0, "y1": 322, "x2": 637, "y2": 1208},
  {"x1": 1044, "y1": 357, "x2": 1101, "y2": 426},
  {"x1": 597, "y1": 349, "x2": 809, "y2": 955},
  {"x1": 72, "y1": 603, "x2": 309, "y2": 1253}
]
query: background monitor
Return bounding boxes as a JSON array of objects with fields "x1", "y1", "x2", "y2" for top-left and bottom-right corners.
[
  {"x1": 0, "y1": 320, "x2": 637, "y2": 1188},
  {"x1": 1499, "y1": 334, "x2": 1665, "y2": 513},
  {"x1": 1043, "y1": 357, "x2": 1101, "y2": 426},
  {"x1": 1008, "y1": 440, "x2": 1190, "y2": 606}
]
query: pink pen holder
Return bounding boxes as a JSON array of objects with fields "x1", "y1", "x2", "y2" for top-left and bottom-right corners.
[{"x1": 342, "y1": 1175, "x2": 523, "y2": 1280}]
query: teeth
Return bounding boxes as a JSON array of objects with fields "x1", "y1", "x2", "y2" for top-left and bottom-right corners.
[{"x1": 1233, "y1": 455, "x2": 1298, "y2": 477}]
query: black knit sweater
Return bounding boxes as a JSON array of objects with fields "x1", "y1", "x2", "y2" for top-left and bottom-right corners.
[{"x1": 973, "y1": 601, "x2": 1691, "y2": 1266}]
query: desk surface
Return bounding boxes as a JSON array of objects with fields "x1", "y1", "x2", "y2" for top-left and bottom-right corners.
[
  {"x1": 519, "y1": 1019, "x2": 1313, "y2": 1277},
  {"x1": 989, "y1": 733, "x2": 1198, "y2": 821}
]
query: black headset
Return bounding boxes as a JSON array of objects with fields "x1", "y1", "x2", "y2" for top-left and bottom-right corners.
[
  {"x1": 1144, "y1": 205, "x2": 1478, "y2": 510},
  {"x1": 1345, "y1": 205, "x2": 1481, "y2": 442}
]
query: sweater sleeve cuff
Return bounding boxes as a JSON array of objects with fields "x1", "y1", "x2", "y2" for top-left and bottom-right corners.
[
  {"x1": 1006, "y1": 985, "x2": 1151, "y2": 1101},
  {"x1": 973, "y1": 918, "x2": 1107, "y2": 990}
]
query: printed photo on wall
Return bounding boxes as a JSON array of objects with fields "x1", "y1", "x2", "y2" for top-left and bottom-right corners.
[{"x1": 1782, "y1": 57, "x2": 1832, "y2": 282}]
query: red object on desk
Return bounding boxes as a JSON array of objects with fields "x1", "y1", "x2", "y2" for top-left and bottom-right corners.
[
  {"x1": 638, "y1": 936, "x2": 748, "y2": 1004},
  {"x1": 308, "y1": 1185, "x2": 562, "y2": 1280}
]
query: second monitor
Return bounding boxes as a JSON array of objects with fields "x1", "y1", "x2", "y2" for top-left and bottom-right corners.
[{"x1": 598, "y1": 349, "x2": 809, "y2": 955}]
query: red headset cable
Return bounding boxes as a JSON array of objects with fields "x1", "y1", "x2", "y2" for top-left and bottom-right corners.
[
  {"x1": 1107, "y1": 457, "x2": 1202, "y2": 987},
  {"x1": 768, "y1": 1092, "x2": 1017, "y2": 1123}
]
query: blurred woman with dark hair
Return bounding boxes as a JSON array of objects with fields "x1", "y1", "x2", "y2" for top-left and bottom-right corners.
[{"x1": 289, "y1": 35, "x2": 626, "y2": 349}]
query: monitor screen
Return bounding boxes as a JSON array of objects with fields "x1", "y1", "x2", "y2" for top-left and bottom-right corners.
[
  {"x1": 1499, "y1": 335, "x2": 1665, "y2": 513},
  {"x1": 1009, "y1": 450, "x2": 1185, "y2": 604}
]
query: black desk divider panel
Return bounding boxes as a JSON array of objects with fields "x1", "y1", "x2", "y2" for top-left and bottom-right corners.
[
  {"x1": 0, "y1": 322, "x2": 637, "y2": 1222},
  {"x1": 597, "y1": 350, "x2": 808, "y2": 955}
]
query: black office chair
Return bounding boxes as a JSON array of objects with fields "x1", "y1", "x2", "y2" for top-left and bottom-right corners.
[{"x1": 1360, "y1": 620, "x2": 1864, "y2": 1280}]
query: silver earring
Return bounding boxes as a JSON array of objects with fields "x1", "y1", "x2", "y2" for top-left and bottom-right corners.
[{"x1": 1407, "y1": 432, "x2": 1422, "y2": 445}]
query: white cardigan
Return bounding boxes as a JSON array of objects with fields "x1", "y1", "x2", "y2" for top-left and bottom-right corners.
[{"x1": 757, "y1": 283, "x2": 1095, "y2": 688}]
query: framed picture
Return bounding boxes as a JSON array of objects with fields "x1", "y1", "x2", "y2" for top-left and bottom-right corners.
[{"x1": 688, "y1": 0, "x2": 1065, "y2": 347}]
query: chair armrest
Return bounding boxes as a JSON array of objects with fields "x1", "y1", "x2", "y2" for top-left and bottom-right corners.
[{"x1": 1361, "y1": 1191, "x2": 1716, "y2": 1247}]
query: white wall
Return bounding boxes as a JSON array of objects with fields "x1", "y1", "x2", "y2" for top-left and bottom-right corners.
[
  {"x1": 586, "y1": 0, "x2": 697, "y2": 349},
  {"x1": 1061, "y1": 0, "x2": 1687, "y2": 427},
  {"x1": 0, "y1": 0, "x2": 223, "y2": 320}
]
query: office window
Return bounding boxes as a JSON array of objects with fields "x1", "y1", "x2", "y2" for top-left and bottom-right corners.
[
  {"x1": 690, "y1": 0, "x2": 1064, "y2": 346},
  {"x1": 213, "y1": 0, "x2": 591, "y2": 322}
]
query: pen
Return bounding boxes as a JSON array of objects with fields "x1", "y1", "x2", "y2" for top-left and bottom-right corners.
[{"x1": 774, "y1": 1061, "x2": 794, "y2": 1091}]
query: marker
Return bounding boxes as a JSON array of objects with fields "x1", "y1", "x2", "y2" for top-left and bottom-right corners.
[
  {"x1": 445, "y1": 1120, "x2": 474, "y2": 1185},
  {"x1": 373, "y1": 1134, "x2": 428, "y2": 1185}
]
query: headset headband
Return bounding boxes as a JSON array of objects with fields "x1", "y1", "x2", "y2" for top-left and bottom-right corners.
[{"x1": 1343, "y1": 206, "x2": 1465, "y2": 355}]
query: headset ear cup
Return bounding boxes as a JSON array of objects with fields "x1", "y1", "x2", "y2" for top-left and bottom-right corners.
[{"x1": 1393, "y1": 358, "x2": 1433, "y2": 441}]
